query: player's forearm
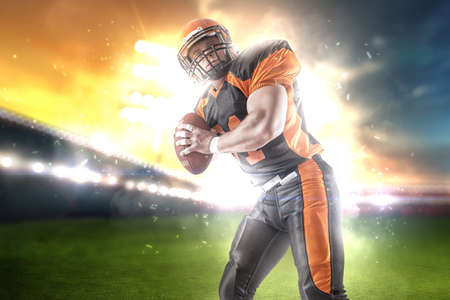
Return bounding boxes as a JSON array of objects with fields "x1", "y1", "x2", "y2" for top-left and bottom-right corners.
[{"x1": 216, "y1": 112, "x2": 278, "y2": 153}]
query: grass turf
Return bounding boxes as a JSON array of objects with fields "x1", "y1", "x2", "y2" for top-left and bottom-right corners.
[{"x1": 0, "y1": 214, "x2": 449, "y2": 299}]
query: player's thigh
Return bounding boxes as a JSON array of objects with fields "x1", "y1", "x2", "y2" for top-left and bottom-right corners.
[
  {"x1": 228, "y1": 215, "x2": 289, "y2": 271},
  {"x1": 287, "y1": 158, "x2": 345, "y2": 297}
]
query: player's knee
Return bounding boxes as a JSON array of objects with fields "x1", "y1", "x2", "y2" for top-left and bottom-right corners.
[
  {"x1": 219, "y1": 259, "x2": 256, "y2": 300},
  {"x1": 300, "y1": 281, "x2": 348, "y2": 300},
  {"x1": 219, "y1": 261, "x2": 236, "y2": 300}
]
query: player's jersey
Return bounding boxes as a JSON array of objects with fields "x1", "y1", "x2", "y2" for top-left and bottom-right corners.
[{"x1": 194, "y1": 40, "x2": 323, "y2": 185}]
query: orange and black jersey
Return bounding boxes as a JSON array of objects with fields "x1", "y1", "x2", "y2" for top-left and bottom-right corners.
[{"x1": 194, "y1": 40, "x2": 323, "y2": 185}]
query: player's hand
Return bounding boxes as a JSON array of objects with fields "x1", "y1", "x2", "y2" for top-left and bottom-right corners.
[{"x1": 175, "y1": 123, "x2": 218, "y2": 156}]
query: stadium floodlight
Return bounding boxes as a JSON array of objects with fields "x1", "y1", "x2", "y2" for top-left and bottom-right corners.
[
  {"x1": 170, "y1": 188, "x2": 191, "y2": 199},
  {"x1": 134, "y1": 40, "x2": 176, "y2": 60},
  {"x1": 106, "y1": 175, "x2": 118, "y2": 185},
  {"x1": 191, "y1": 192, "x2": 205, "y2": 201},
  {"x1": 134, "y1": 40, "x2": 147, "y2": 53},
  {"x1": 132, "y1": 64, "x2": 167, "y2": 81},
  {"x1": 90, "y1": 172, "x2": 102, "y2": 184},
  {"x1": 1, "y1": 157, "x2": 13, "y2": 168},
  {"x1": 159, "y1": 186, "x2": 168, "y2": 196},
  {"x1": 177, "y1": 189, "x2": 186, "y2": 199},
  {"x1": 72, "y1": 167, "x2": 91, "y2": 184},
  {"x1": 180, "y1": 189, "x2": 193, "y2": 199},
  {"x1": 131, "y1": 64, "x2": 147, "y2": 79},
  {"x1": 31, "y1": 162, "x2": 45, "y2": 173},
  {"x1": 168, "y1": 187, "x2": 179, "y2": 198},
  {"x1": 125, "y1": 180, "x2": 135, "y2": 190},
  {"x1": 53, "y1": 165, "x2": 102, "y2": 184},
  {"x1": 89, "y1": 132, "x2": 118, "y2": 156},
  {"x1": 120, "y1": 107, "x2": 151, "y2": 125},
  {"x1": 53, "y1": 165, "x2": 70, "y2": 178},
  {"x1": 148, "y1": 184, "x2": 158, "y2": 194},
  {"x1": 136, "y1": 181, "x2": 146, "y2": 191}
]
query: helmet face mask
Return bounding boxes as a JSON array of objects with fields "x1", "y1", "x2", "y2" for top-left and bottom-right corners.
[
  {"x1": 178, "y1": 21, "x2": 236, "y2": 83},
  {"x1": 188, "y1": 39, "x2": 233, "y2": 81}
]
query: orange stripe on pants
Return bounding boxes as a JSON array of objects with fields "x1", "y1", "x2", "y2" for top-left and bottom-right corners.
[{"x1": 297, "y1": 159, "x2": 331, "y2": 294}]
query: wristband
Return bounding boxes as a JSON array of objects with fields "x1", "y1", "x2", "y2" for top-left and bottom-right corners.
[{"x1": 209, "y1": 137, "x2": 220, "y2": 154}]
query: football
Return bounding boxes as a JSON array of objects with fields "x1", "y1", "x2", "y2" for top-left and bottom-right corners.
[{"x1": 174, "y1": 112, "x2": 213, "y2": 174}]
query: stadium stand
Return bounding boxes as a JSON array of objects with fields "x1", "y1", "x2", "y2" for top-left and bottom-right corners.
[{"x1": 0, "y1": 108, "x2": 213, "y2": 221}]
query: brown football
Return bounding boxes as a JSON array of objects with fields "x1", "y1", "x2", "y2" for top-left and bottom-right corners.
[{"x1": 174, "y1": 112, "x2": 213, "y2": 175}]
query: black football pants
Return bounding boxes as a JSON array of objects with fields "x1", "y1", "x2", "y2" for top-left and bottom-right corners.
[{"x1": 219, "y1": 155, "x2": 348, "y2": 300}]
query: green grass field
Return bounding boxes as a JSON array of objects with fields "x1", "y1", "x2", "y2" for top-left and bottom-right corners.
[{"x1": 1, "y1": 214, "x2": 449, "y2": 299}]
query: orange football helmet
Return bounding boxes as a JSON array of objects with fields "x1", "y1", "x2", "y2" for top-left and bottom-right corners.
[{"x1": 177, "y1": 18, "x2": 237, "y2": 83}]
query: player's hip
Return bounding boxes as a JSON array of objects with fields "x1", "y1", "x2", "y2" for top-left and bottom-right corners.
[{"x1": 249, "y1": 155, "x2": 340, "y2": 231}]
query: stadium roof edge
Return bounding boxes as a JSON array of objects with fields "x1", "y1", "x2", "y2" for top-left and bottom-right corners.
[{"x1": 0, "y1": 107, "x2": 191, "y2": 183}]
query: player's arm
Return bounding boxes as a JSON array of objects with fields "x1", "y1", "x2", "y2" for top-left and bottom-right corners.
[
  {"x1": 214, "y1": 84, "x2": 288, "y2": 153},
  {"x1": 176, "y1": 84, "x2": 288, "y2": 155},
  {"x1": 176, "y1": 41, "x2": 299, "y2": 156}
]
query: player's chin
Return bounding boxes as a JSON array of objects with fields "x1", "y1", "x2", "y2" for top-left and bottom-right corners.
[{"x1": 205, "y1": 62, "x2": 219, "y2": 72}]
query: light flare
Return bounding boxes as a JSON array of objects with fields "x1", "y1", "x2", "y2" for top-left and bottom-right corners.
[
  {"x1": 31, "y1": 162, "x2": 45, "y2": 173},
  {"x1": 136, "y1": 181, "x2": 146, "y2": 191},
  {"x1": 125, "y1": 180, "x2": 135, "y2": 190},
  {"x1": 1, "y1": 157, "x2": 14, "y2": 168},
  {"x1": 106, "y1": 175, "x2": 118, "y2": 185},
  {"x1": 0, "y1": 14, "x2": 404, "y2": 210},
  {"x1": 89, "y1": 132, "x2": 120, "y2": 156},
  {"x1": 53, "y1": 165, "x2": 70, "y2": 178},
  {"x1": 367, "y1": 194, "x2": 397, "y2": 207},
  {"x1": 196, "y1": 155, "x2": 260, "y2": 208},
  {"x1": 71, "y1": 167, "x2": 102, "y2": 184},
  {"x1": 159, "y1": 185, "x2": 169, "y2": 196},
  {"x1": 148, "y1": 184, "x2": 158, "y2": 193}
]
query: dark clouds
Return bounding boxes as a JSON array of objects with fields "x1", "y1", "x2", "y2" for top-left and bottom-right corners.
[
  {"x1": 324, "y1": 1, "x2": 450, "y2": 179},
  {"x1": 212, "y1": 0, "x2": 450, "y2": 180},
  {"x1": 204, "y1": 0, "x2": 450, "y2": 181}
]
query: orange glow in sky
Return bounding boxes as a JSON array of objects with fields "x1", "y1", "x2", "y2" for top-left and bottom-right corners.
[{"x1": 0, "y1": 1, "x2": 439, "y2": 204}]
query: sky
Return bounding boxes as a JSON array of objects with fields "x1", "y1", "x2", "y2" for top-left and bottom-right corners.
[{"x1": 0, "y1": 0, "x2": 449, "y2": 192}]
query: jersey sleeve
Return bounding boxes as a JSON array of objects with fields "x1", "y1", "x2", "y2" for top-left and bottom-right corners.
[{"x1": 248, "y1": 40, "x2": 301, "y2": 95}]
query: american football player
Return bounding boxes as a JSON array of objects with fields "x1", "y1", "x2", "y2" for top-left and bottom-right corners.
[{"x1": 175, "y1": 18, "x2": 349, "y2": 300}]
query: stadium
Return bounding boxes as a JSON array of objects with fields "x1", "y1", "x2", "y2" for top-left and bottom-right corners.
[
  {"x1": 1, "y1": 108, "x2": 449, "y2": 300},
  {"x1": 1, "y1": 1, "x2": 450, "y2": 299}
]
